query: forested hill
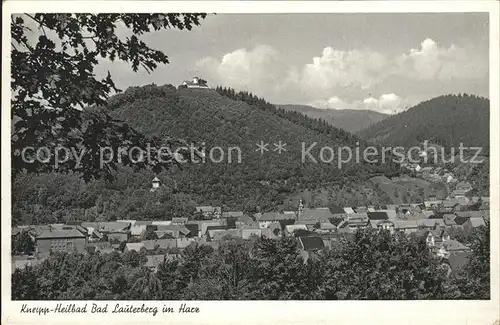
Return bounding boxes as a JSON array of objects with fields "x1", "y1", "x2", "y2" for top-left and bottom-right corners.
[
  {"x1": 278, "y1": 104, "x2": 388, "y2": 133},
  {"x1": 13, "y1": 84, "x2": 402, "y2": 225},
  {"x1": 357, "y1": 94, "x2": 490, "y2": 149},
  {"x1": 106, "y1": 84, "x2": 399, "y2": 187}
]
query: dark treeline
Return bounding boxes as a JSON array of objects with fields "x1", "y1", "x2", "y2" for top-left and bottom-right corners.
[
  {"x1": 358, "y1": 94, "x2": 490, "y2": 149},
  {"x1": 215, "y1": 86, "x2": 359, "y2": 146},
  {"x1": 12, "y1": 225, "x2": 490, "y2": 300}
]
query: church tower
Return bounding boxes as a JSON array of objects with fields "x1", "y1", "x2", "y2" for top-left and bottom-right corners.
[
  {"x1": 298, "y1": 199, "x2": 304, "y2": 218},
  {"x1": 150, "y1": 176, "x2": 161, "y2": 192}
]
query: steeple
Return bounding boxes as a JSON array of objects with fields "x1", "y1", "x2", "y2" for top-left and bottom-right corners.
[
  {"x1": 298, "y1": 199, "x2": 304, "y2": 217},
  {"x1": 151, "y1": 176, "x2": 161, "y2": 192}
]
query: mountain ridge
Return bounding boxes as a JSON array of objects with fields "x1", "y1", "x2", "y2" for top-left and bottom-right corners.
[
  {"x1": 278, "y1": 104, "x2": 389, "y2": 133},
  {"x1": 357, "y1": 94, "x2": 489, "y2": 149}
]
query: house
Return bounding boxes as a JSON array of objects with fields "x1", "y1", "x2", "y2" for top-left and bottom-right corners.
[
  {"x1": 210, "y1": 229, "x2": 240, "y2": 241},
  {"x1": 417, "y1": 218, "x2": 445, "y2": 229},
  {"x1": 437, "y1": 239, "x2": 471, "y2": 258},
  {"x1": 171, "y1": 217, "x2": 188, "y2": 226},
  {"x1": 130, "y1": 224, "x2": 147, "y2": 240},
  {"x1": 367, "y1": 211, "x2": 388, "y2": 221},
  {"x1": 82, "y1": 222, "x2": 131, "y2": 242},
  {"x1": 443, "y1": 213, "x2": 458, "y2": 227},
  {"x1": 295, "y1": 219, "x2": 317, "y2": 231},
  {"x1": 36, "y1": 226, "x2": 87, "y2": 254},
  {"x1": 179, "y1": 77, "x2": 210, "y2": 89},
  {"x1": 462, "y1": 217, "x2": 486, "y2": 234},
  {"x1": 142, "y1": 239, "x2": 177, "y2": 252},
  {"x1": 92, "y1": 241, "x2": 113, "y2": 254},
  {"x1": 222, "y1": 211, "x2": 244, "y2": 219},
  {"x1": 285, "y1": 224, "x2": 308, "y2": 236},
  {"x1": 124, "y1": 242, "x2": 145, "y2": 252},
  {"x1": 398, "y1": 204, "x2": 413, "y2": 215},
  {"x1": 317, "y1": 222, "x2": 336, "y2": 234},
  {"x1": 240, "y1": 226, "x2": 262, "y2": 240},
  {"x1": 283, "y1": 211, "x2": 298, "y2": 219},
  {"x1": 393, "y1": 220, "x2": 419, "y2": 234},
  {"x1": 298, "y1": 208, "x2": 334, "y2": 222},
  {"x1": 442, "y1": 199, "x2": 460, "y2": 212},
  {"x1": 298, "y1": 236, "x2": 325, "y2": 251},
  {"x1": 421, "y1": 210, "x2": 435, "y2": 219},
  {"x1": 377, "y1": 209, "x2": 397, "y2": 220},
  {"x1": 424, "y1": 200, "x2": 442, "y2": 210},
  {"x1": 196, "y1": 206, "x2": 222, "y2": 219},
  {"x1": 267, "y1": 223, "x2": 282, "y2": 237},
  {"x1": 205, "y1": 225, "x2": 228, "y2": 240},
  {"x1": 337, "y1": 213, "x2": 369, "y2": 233},
  {"x1": 151, "y1": 220, "x2": 172, "y2": 226},
  {"x1": 156, "y1": 225, "x2": 190, "y2": 239},
  {"x1": 343, "y1": 207, "x2": 355, "y2": 214},
  {"x1": 236, "y1": 214, "x2": 255, "y2": 226},
  {"x1": 135, "y1": 220, "x2": 152, "y2": 226},
  {"x1": 184, "y1": 223, "x2": 200, "y2": 238},
  {"x1": 260, "y1": 228, "x2": 278, "y2": 239},
  {"x1": 454, "y1": 211, "x2": 487, "y2": 219},
  {"x1": 116, "y1": 219, "x2": 137, "y2": 226},
  {"x1": 355, "y1": 206, "x2": 367, "y2": 213},
  {"x1": 404, "y1": 212, "x2": 428, "y2": 220},
  {"x1": 199, "y1": 221, "x2": 224, "y2": 237},
  {"x1": 257, "y1": 212, "x2": 292, "y2": 228},
  {"x1": 427, "y1": 229, "x2": 451, "y2": 246},
  {"x1": 370, "y1": 219, "x2": 395, "y2": 233}
]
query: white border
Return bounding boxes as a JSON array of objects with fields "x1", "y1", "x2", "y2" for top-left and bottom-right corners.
[{"x1": 2, "y1": 2, "x2": 499, "y2": 325}]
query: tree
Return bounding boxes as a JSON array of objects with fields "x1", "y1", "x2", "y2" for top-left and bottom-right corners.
[
  {"x1": 144, "y1": 226, "x2": 158, "y2": 240},
  {"x1": 123, "y1": 249, "x2": 147, "y2": 267},
  {"x1": 12, "y1": 231, "x2": 35, "y2": 256},
  {"x1": 11, "y1": 13, "x2": 207, "y2": 181},
  {"x1": 130, "y1": 269, "x2": 163, "y2": 300},
  {"x1": 320, "y1": 229, "x2": 449, "y2": 299},
  {"x1": 12, "y1": 266, "x2": 39, "y2": 299},
  {"x1": 452, "y1": 222, "x2": 490, "y2": 299}
]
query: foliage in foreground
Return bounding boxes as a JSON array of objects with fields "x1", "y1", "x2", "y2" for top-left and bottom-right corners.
[{"x1": 12, "y1": 226, "x2": 490, "y2": 300}]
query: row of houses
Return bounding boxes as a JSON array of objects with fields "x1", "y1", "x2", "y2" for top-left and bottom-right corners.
[{"x1": 12, "y1": 194, "x2": 489, "y2": 273}]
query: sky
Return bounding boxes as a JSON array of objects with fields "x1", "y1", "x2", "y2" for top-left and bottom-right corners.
[{"x1": 95, "y1": 13, "x2": 489, "y2": 114}]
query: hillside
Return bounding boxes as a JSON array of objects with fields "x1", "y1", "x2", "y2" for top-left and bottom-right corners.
[
  {"x1": 279, "y1": 104, "x2": 388, "y2": 133},
  {"x1": 357, "y1": 94, "x2": 490, "y2": 149},
  {"x1": 13, "y1": 84, "x2": 402, "y2": 225}
]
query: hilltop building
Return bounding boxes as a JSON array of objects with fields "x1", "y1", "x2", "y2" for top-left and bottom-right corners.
[{"x1": 179, "y1": 77, "x2": 210, "y2": 89}]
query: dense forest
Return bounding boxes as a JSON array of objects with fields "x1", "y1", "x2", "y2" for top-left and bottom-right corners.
[
  {"x1": 12, "y1": 225, "x2": 490, "y2": 300},
  {"x1": 13, "y1": 84, "x2": 402, "y2": 225},
  {"x1": 357, "y1": 94, "x2": 490, "y2": 149}
]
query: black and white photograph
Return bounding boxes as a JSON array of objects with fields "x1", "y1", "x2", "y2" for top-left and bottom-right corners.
[{"x1": 2, "y1": 1, "x2": 499, "y2": 324}]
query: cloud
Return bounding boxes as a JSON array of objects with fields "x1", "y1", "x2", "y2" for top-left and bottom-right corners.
[
  {"x1": 309, "y1": 96, "x2": 350, "y2": 110},
  {"x1": 196, "y1": 45, "x2": 293, "y2": 95},
  {"x1": 310, "y1": 93, "x2": 409, "y2": 114},
  {"x1": 361, "y1": 93, "x2": 406, "y2": 114},
  {"x1": 300, "y1": 47, "x2": 389, "y2": 97},
  {"x1": 196, "y1": 39, "x2": 486, "y2": 114},
  {"x1": 394, "y1": 38, "x2": 486, "y2": 80}
]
